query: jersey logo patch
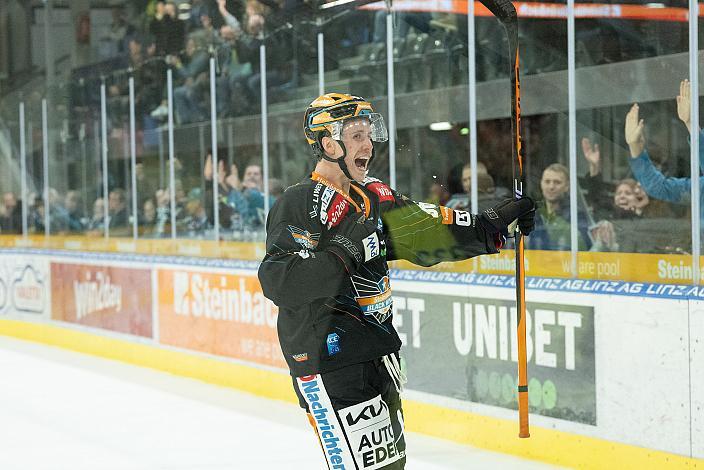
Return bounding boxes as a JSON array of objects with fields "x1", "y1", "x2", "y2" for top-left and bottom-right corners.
[
  {"x1": 363, "y1": 232, "x2": 380, "y2": 261},
  {"x1": 367, "y1": 182, "x2": 395, "y2": 203},
  {"x1": 327, "y1": 333, "x2": 341, "y2": 356},
  {"x1": 310, "y1": 183, "x2": 323, "y2": 219},
  {"x1": 352, "y1": 274, "x2": 393, "y2": 324},
  {"x1": 440, "y1": 206, "x2": 454, "y2": 224},
  {"x1": 326, "y1": 194, "x2": 350, "y2": 228},
  {"x1": 454, "y1": 210, "x2": 472, "y2": 226},
  {"x1": 288, "y1": 225, "x2": 320, "y2": 249}
]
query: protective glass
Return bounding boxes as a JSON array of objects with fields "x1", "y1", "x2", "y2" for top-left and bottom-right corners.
[{"x1": 330, "y1": 113, "x2": 388, "y2": 143}]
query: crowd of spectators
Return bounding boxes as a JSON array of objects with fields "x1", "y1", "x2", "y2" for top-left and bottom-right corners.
[
  {"x1": 0, "y1": 148, "x2": 272, "y2": 240},
  {"x1": 1, "y1": 2, "x2": 697, "y2": 251},
  {"x1": 72, "y1": 0, "x2": 686, "y2": 137},
  {"x1": 417, "y1": 78, "x2": 697, "y2": 255}
]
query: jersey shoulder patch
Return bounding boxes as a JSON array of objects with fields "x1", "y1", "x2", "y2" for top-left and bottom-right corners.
[{"x1": 364, "y1": 179, "x2": 395, "y2": 203}]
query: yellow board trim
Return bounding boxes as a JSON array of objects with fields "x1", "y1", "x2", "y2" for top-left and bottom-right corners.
[
  {"x1": 3, "y1": 235, "x2": 704, "y2": 285},
  {"x1": 0, "y1": 319, "x2": 701, "y2": 469}
]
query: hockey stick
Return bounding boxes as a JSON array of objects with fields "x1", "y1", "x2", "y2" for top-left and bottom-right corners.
[{"x1": 478, "y1": 0, "x2": 530, "y2": 438}]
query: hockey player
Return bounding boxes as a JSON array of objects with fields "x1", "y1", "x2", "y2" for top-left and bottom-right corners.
[{"x1": 258, "y1": 93, "x2": 535, "y2": 469}]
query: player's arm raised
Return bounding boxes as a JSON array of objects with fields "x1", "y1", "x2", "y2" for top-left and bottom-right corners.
[{"x1": 380, "y1": 187, "x2": 534, "y2": 267}]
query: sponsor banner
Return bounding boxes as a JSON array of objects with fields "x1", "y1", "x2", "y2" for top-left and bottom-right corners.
[
  {"x1": 0, "y1": 254, "x2": 50, "y2": 317},
  {"x1": 0, "y1": 236, "x2": 264, "y2": 261},
  {"x1": 51, "y1": 263, "x2": 153, "y2": 337},
  {"x1": 391, "y1": 269, "x2": 704, "y2": 301},
  {"x1": 3, "y1": 236, "x2": 701, "y2": 287},
  {"x1": 392, "y1": 251, "x2": 700, "y2": 286},
  {"x1": 392, "y1": 291, "x2": 596, "y2": 425},
  {"x1": 476, "y1": 250, "x2": 693, "y2": 284},
  {"x1": 158, "y1": 268, "x2": 285, "y2": 368},
  {"x1": 339, "y1": 395, "x2": 403, "y2": 469}
]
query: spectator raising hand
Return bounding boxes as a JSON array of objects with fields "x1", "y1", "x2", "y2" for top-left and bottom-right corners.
[
  {"x1": 581, "y1": 137, "x2": 601, "y2": 177},
  {"x1": 676, "y1": 79, "x2": 693, "y2": 132},
  {"x1": 226, "y1": 163, "x2": 242, "y2": 191},
  {"x1": 625, "y1": 104, "x2": 646, "y2": 158}
]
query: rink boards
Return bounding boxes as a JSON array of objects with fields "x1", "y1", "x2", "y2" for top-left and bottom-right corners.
[{"x1": 0, "y1": 248, "x2": 702, "y2": 469}]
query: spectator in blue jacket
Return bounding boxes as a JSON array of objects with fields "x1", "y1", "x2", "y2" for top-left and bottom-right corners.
[
  {"x1": 625, "y1": 79, "x2": 704, "y2": 221},
  {"x1": 225, "y1": 162, "x2": 264, "y2": 232}
]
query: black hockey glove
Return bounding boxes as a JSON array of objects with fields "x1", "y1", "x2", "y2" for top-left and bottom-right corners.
[
  {"x1": 478, "y1": 197, "x2": 535, "y2": 236},
  {"x1": 327, "y1": 213, "x2": 381, "y2": 273}
]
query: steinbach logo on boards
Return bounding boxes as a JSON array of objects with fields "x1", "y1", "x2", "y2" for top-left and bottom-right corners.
[{"x1": 172, "y1": 271, "x2": 277, "y2": 327}]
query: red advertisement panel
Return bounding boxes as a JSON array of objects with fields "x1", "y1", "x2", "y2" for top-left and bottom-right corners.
[{"x1": 51, "y1": 262, "x2": 153, "y2": 338}]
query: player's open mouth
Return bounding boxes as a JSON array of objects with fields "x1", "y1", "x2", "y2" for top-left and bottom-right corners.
[{"x1": 354, "y1": 157, "x2": 369, "y2": 171}]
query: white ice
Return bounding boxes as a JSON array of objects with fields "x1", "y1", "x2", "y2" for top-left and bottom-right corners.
[{"x1": 0, "y1": 335, "x2": 560, "y2": 469}]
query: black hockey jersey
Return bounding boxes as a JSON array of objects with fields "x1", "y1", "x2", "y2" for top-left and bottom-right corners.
[{"x1": 258, "y1": 175, "x2": 502, "y2": 377}]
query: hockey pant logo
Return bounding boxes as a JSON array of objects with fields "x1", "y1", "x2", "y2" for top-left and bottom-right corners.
[
  {"x1": 338, "y1": 395, "x2": 404, "y2": 469},
  {"x1": 297, "y1": 375, "x2": 356, "y2": 469},
  {"x1": 297, "y1": 376, "x2": 404, "y2": 470}
]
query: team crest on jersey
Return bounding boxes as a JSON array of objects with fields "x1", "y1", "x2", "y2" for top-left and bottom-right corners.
[
  {"x1": 352, "y1": 274, "x2": 393, "y2": 324},
  {"x1": 288, "y1": 225, "x2": 320, "y2": 249}
]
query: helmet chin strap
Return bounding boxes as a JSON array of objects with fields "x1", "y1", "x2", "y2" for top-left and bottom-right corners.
[{"x1": 321, "y1": 140, "x2": 356, "y2": 181}]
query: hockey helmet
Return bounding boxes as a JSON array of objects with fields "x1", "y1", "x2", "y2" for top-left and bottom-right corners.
[{"x1": 303, "y1": 93, "x2": 388, "y2": 159}]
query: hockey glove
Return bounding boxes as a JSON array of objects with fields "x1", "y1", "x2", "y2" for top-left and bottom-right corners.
[
  {"x1": 478, "y1": 197, "x2": 535, "y2": 236},
  {"x1": 327, "y1": 213, "x2": 381, "y2": 273}
]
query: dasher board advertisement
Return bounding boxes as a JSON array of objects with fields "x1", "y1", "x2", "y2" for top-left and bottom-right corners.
[
  {"x1": 51, "y1": 262, "x2": 153, "y2": 338},
  {"x1": 0, "y1": 254, "x2": 50, "y2": 318},
  {"x1": 157, "y1": 268, "x2": 286, "y2": 368},
  {"x1": 392, "y1": 288, "x2": 596, "y2": 425}
]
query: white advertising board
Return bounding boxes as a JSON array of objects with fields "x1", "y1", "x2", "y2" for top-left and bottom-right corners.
[{"x1": 0, "y1": 253, "x2": 50, "y2": 319}]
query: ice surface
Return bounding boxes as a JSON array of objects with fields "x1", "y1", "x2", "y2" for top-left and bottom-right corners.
[{"x1": 0, "y1": 335, "x2": 560, "y2": 469}]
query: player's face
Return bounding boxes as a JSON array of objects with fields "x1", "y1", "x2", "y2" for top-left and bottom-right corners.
[
  {"x1": 341, "y1": 119, "x2": 373, "y2": 183},
  {"x1": 540, "y1": 169, "x2": 568, "y2": 204}
]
